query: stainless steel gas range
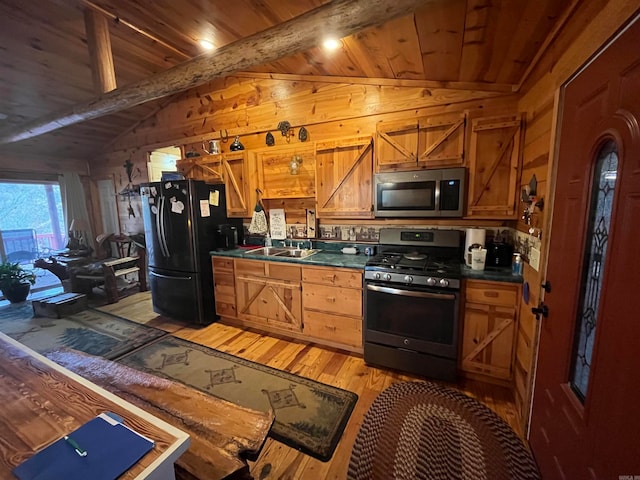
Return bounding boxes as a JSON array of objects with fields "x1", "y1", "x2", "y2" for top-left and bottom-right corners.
[{"x1": 363, "y1": 228, "x2": 462, "y2": 381}]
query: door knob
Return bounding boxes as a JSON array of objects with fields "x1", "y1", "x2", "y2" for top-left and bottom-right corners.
[{"x1": 532, "y1": 303, "x2": 549, "y2": 320}]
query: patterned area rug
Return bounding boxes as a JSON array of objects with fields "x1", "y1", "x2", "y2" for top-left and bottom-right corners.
[
  {"x1": 0, "y1": 302, "x2": 166, "y2": 360},
  {"x1": 348, "y1": 382, "x2": 540, "y2": 480},
  {"x1": 117, "y1": 336, "x2": 358, "y2": 461}
]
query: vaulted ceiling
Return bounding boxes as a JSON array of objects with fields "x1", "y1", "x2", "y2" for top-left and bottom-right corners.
[{"x1": 0, "y1": 0, "x2": 573, "y2": 161}]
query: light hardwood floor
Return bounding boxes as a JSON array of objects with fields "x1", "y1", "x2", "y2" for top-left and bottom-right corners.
[{"x1": 99, "y1": 291, "x2": 523, "y2": 480}]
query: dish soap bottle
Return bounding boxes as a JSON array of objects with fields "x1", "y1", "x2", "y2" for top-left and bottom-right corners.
[
  {"x1": 512, "y1": 253, "x2": 523, "y2": 275},
  {"x1": 265, "y1": 234, "x2": 272, "y2": 247}
]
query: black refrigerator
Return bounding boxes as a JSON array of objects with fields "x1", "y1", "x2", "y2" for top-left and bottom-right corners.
[{"x1": 140, "y1": 179, "x2": 241, "y2": 325}]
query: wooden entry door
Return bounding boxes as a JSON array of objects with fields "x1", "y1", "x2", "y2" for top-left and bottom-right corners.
[{"x1": 529, "y1": 17, "x2": 640, "y2": 479}]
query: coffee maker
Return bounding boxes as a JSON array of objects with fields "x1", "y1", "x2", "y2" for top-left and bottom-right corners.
[{"x1": 215, "y1": 224, "x2": 239, "y2": 250}]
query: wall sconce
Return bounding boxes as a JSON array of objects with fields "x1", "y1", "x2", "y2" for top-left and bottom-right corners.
[
  {"x1": 289, "y1": 155, "x2": 302, "y2": 175},
  {"x1": 521, "y1": 174, "x2": 544, "y2": 225}
]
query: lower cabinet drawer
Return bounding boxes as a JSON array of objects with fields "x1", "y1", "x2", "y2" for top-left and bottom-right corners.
[
  {"x1": 302, "y1": 284, "x2": 362, "y2": 317},
  {"x1": 465, "y1": 282, "x2": 519, "y2": 307},
  {"x1": 303, "y1": 310, "x2": 362, "y2": 348}
]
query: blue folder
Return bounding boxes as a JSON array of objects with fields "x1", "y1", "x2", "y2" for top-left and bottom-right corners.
[{"x1": 13, "y1": 412, "x2": 155, "y2": 480}]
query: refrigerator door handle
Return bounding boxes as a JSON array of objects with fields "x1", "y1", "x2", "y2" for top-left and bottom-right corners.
[
  {"x1": 155, "y1": 196, "x2": 167, "y2": 257},
  {"x1": 150, "y1": 271, "x2": 193, "y2": 281},
  {"x1": 159, "y1": 196, "x2": 170, "y2": 257}
]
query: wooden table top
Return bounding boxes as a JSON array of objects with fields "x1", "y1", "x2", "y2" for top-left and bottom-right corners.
[{"x1": 0, "y1": 332, "x2": 190, "y2": 479}]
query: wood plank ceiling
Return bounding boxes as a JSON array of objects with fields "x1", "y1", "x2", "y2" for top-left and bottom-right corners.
[{"x1": 0, "y1": 0, "x2": 572, "y2": 161}]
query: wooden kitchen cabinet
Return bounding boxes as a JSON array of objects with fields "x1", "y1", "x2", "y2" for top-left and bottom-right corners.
[
  {"x1": 461, "y1": 279, "x2": 521, "y2": 383},
  {"x1": 315, "y1": 136, "x2": 373, "y2": 218},
  {"x1": 302, "y1": 266, "x2": 363, "y2": 353},
  {"x1": 234, "y1": 259, "x2": 302, "y2": 332},
  {"x1": 254, "y1": 144, "x2": 316, "y2": 199},
  {"x1": 466, "y1": 114, "x2": 523, "y2": 218},
  {"x1": 212, "y1": 257, "x2": 237, "y2": 318},
  {"x1": 176, "y1": 153, "x2": 224, "y2": 183},
  {"x1": 375, "y1": 112, "x2": 466, "y2": 172},
  {"x1": 221, "y1": 151, "x2": 252, "y2": 217},
  {"x1": 176, "y1": 151, "x2": 252, "y2": 217}
]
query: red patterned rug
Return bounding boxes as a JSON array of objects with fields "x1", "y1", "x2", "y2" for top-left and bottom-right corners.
[{"x1": 348, "y1": 382, "x2": 539, "y2": 480}]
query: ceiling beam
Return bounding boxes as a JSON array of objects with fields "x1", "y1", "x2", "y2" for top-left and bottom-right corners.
[
  {"x1": 79, "y1": 0, "x2": 192, "y2": 61},
  {"x1": 0, "y1": 0, "x2": 431, "y2": 145},
  {"x1": 84, "y1": 9, "x2": 117, "y2": 94}
]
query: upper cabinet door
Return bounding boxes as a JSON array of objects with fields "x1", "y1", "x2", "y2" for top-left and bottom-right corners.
[
  {"x1": 417, "y1": 112, "x2": 466, "y2": 168},
  {"x1": 376, "y1": 113, "x2": 467, "y2": 172},
  {"x1": 316, "y1": 136, "x2": 374, "y2": 219},
  {"x1": 176, "y1": 154, "x2": 225, "y2": 184},
  {"x1": 222, "y1": 151, "x2": 252, "y2": 218},
  {"x1": 255, "y1": 144, "x2": 316, "y2": 199},
  {"x1": 466, "y1": 114, "x2": 523, "y2": 218},
  {"x1": 375, "y1": 119, "x2": 419, "y2": 171}
]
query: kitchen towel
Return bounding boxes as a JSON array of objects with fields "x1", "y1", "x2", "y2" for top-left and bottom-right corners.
[
  {"x1": 248, "y1": 202, "x2": 268, "y2": 235},
  {"x1": 269, "y1": 209, "x2": 287, "y2": 240}
]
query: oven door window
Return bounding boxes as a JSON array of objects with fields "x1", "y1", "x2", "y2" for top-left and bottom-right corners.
[
  {"x1": 365, "y1": 284, "x2": 458, "y2": 358},
  {"x1": 376, "y1": 180, "x2": 436, "y2": 212}
]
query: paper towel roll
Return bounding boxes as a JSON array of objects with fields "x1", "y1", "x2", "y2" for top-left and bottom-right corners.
[{"x1": 464, "y1": 228, "x2": 486, "y2": 266}]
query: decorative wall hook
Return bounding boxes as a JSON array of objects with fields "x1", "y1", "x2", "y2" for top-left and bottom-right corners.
[{"x1": 521, "y1": 174, "x2": 544, "y2": 225}]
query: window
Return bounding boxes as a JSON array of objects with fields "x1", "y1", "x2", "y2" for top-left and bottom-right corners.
[
  {"x1": 570, "y1": 140, "x2": 618, "y2": 402},
  {"x1": 0, "y1": 180, "x2": 66, "y2": 294}
]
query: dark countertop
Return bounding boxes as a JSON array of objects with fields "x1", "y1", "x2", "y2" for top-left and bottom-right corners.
[
  {"x1": 460, "y1": 265, "x2": 523, "y2": 284},
  {"x1": 210, "y1": 248, "x2": 370, "y2": 269},
  {"x1": 210, "y1": 248, "x2": 522, "y2": 283}
]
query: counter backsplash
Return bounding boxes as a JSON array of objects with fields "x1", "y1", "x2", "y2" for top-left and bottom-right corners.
[{"x1": 243, "y1": 223, "x2": 540, "y2": 257}]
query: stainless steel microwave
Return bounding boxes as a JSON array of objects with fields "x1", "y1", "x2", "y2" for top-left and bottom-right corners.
[{"x1": 373, "y1": 168, "x2": 466, "y2": 218}]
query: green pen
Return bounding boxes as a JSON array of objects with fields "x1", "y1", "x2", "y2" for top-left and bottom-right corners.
[{"x1": 64, "y1": 435, "x2": 88, "y2": 457}]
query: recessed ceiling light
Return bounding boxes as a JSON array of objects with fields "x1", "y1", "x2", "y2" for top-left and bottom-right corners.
[
  {"x1": 199, "y1": 39, "x2": 214, "y2": 51},
  {"x1": 322, "y1": 38, "x2": 341, "y2": 51}
]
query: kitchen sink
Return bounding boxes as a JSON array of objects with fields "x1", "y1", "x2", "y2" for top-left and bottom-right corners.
[{"x1": 244, "y1": 247, "x2": 320, "y2": 258}]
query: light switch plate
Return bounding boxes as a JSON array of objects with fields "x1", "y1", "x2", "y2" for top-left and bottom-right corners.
[{"x1": 530, "y1": 247, "x2": 541, "y2": 272}]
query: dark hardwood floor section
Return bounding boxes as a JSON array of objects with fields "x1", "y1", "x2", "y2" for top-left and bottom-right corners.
[{"x1": 99, "y1": 292, "x2": 523, "y2": 480}]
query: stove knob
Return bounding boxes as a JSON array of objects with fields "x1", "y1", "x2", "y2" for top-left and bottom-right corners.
[
  {"x1": 374, "y1": 272, "x2": 381, "y2": 280},
  {"x1": 403, "y1": 275, "x2": 413, "y2": 284},
  {"x1": 439, "y1": 278, "x2": 449, "y2": 288},
  {"x1": 426, "y1": 277, "x2": 436, "y2": 286},
  {"x1": 384, "y1": 273, "x2": 392, "y2": 281}
]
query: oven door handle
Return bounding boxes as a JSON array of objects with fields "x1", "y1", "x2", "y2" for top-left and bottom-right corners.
[{"x1": 366, "y1": 284, "x2": 456, "y2": 300}]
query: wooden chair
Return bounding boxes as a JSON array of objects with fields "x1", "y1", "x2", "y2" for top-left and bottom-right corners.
[{"x1": 69, "y1": 234, "x2": 147, "y2": 304}]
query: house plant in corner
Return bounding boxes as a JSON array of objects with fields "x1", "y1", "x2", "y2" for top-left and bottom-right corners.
[{"x1": 0, "y1": 261, "x2": 36, "y2": 303}]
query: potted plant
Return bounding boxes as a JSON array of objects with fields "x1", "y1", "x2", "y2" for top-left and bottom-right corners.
[{"x1": 0, "y1": 261, "x2": 37, "y2": 303}]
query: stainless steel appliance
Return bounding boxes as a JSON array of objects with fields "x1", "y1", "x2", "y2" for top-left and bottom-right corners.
[
  {"x1": 364, "y1": 228, "x2": 462, "y2": 381},
  {"x1": 140, "y1": 180, "x2": 242, "y2": 324},
  {"x1": 373, "y1": 168, "x2": 466, "y2": 218}
]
